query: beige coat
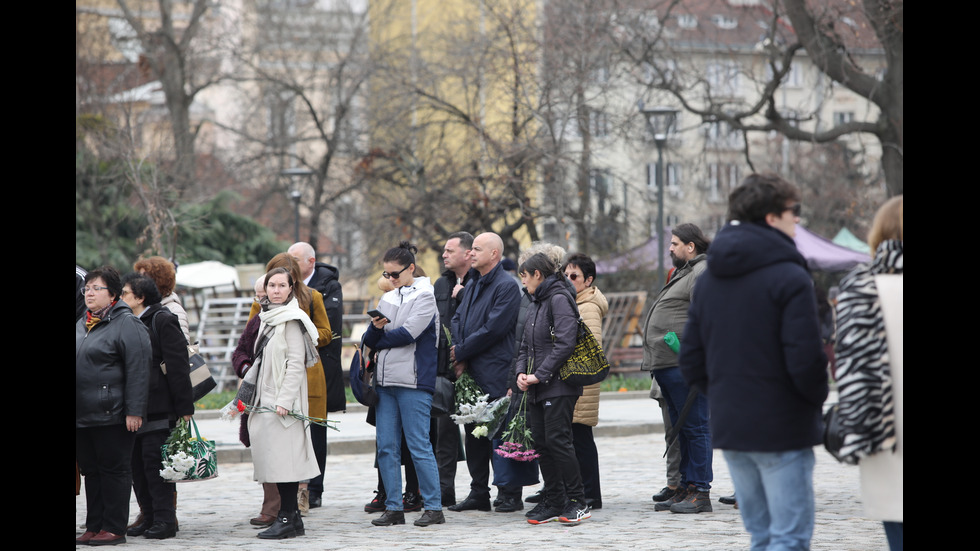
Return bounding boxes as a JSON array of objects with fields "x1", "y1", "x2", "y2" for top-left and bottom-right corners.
[
  {"x1": 248, "y1": 317, "x2": 321, "y2": 483},
  {"x1": 572, "y1": 286, "x2": 609, "y2": 426},
  {"x1": 858, "y1": 274, "x2": 903, "y2": 521}
]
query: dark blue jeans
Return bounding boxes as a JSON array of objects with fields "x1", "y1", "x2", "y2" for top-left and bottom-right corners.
[{"x1": 654, "y1": 366, "x2": 713, "y2": 490}]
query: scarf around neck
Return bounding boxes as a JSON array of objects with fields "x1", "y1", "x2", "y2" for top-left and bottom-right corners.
[{"x1": 834, "y1": 239, "x2": 903, "y2": 464}]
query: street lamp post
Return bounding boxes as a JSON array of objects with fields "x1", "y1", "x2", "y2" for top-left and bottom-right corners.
[
  {"x1": 280, "y1": 167, "x2": 315, "y2": 243},
  {"x1": 641, "y1": 106, "x2": 678, "y2": 290}
]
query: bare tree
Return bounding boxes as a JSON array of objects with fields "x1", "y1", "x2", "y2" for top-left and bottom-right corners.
[
  {"x1": 617, "y1": 0, "x2": 903, "y2": 196},
  {"x1": 221, "y1": 0, "x2": 379, "y2": 259}
]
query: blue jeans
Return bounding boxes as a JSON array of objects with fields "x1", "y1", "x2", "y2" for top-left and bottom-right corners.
[
  {"x1": 654, "y1": 366, "x2": 712, "y2": 489},
  {"x1": 723, "y1": 448, "x2": 815, "y2": 551},
  {"x1": 376, "y1": 385, "x2": 442, "y2": 511}
]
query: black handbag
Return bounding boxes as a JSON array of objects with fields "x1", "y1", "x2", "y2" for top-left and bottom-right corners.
[
  {"x1": 822, "y1": 404, "x2": 845, "y2": 462},
  {"x1": 549, "y1": 292, "x2": 611, "y2": 386},
  {"x1": 350, "y1": 344, "x2": 379, "y2": 407}
]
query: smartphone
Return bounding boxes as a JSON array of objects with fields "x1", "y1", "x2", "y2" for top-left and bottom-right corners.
[{"x1": 367, "y1": 309, "x2": 389, "y2": 321}]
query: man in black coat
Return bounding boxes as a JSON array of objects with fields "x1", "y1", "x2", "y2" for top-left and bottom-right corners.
[
  {"x1": 289, "y1": 242, "x2": 344, "y2": 509},
  {"x1": 432, "y1": 231, "x2": 474, "y2": 507},
  {"x1": 680, "y1": 173, "x2": 828, "y2": 551}
]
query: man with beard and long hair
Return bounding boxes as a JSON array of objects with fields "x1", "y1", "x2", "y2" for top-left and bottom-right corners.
[{"x1": 641, "y1": 223, "x2": 715, "y2": 514}]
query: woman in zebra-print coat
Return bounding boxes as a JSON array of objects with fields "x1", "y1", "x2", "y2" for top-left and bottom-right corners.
[{"x1": 834, "y1": 195, "x2": 903, "y2": 551}]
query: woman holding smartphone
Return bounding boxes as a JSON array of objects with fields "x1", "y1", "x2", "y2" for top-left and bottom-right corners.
[{"x1": 362, "y1": 242, "x2": 445, "y2": 528}]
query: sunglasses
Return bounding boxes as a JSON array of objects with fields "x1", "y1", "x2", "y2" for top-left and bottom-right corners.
[
  {"x1": 383, "y1": 265, "x2": 411, "y2": 280},
  {"x1": 784, "y1": 203, "x2": 802, "y2": 217},
  {"x1": 565, "y1": 273, "x2": 581, "y2": 281}
]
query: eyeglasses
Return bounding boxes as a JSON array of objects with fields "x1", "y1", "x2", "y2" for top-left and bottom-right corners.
[
  {"x1": 785, "y1": 203, "x2": 802, "y2": 217},
  {"x1": 83, "y1": 286, "x2": 109, "y2": 294},
  {"x1": 382, "y1": 265, "x2": 410, "y2": 280}
]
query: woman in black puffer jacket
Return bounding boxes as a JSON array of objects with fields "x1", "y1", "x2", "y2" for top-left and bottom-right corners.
[{"x1": 515, "y1": 253, "x2": 589, "y2": 526}]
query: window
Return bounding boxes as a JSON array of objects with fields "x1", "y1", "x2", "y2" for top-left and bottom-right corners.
[
  {"x1": 590, "y1": 110, "x2": 610, "y2": 138},
  {"x1": 708, "y1": 163, "x2": 739, "y2": 202},
  {"x1": 677, "y1": 14, "x2": 697, "y2": 29},
  {"x1": 703, "y1": 120, "x2": 744, "y2": 150},
  {"x1": 705, "y1": 61, "x2": 741, "y2": 97},
  {"x1": 647, "y1": 163, "x2": 681, "y2": 197},
  {"x1": 710, "y1": 14, "x2": 738, "y2": 30},
  {"x1": 833, "y1": 111, "x2": 855, "y2": 126},
  {"x1": 266, "y1": 89, "x2": 296, "y2": 148}
]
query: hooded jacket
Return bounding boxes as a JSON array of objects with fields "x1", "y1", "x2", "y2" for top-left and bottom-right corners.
[
  {"x1": 76, "y1": 300, "x2": 152, "y2": 428},
  {"x1": 363, "y1": 276, "x2": 438, "y2": 394},
  {"x1": 680, "y1": 221, "x2": 828, "y2": 451},
  {"x1": 307, "y1": 262, "x2": 346, "y2": 411}
]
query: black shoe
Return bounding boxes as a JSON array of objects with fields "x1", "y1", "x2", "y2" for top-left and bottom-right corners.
[
  {"x1": 371, "y1": 510, "x2": 405, "y2": 526},
  {"x1": 365, "y1": 490, "x2": 387, "y2": 513},
  {"x1": 414, "y1": 510, "x2": 446, "y2": 526},
  {"x1": 655, "y1": 485, "x2": 690, "y2": 511},
  {"x1": 257, "y1": 511, "x2": 299, "y2": 539},
  {"x1": 403, "y1": 491, "x2": 423, "y2": 512},
  {"x1": 670, "y1": 489, "x2": 713, "y2": 514},
  {"x1": 495, "y1": 496, "x2": 524, "y2": 513},
  {"x1": 524, "y1": 490, "x2": 544, "y2": 504},
  {"x1": 719, "y1": 494, "x2": 737, "y2": 505},
  {"x1": 292, "y1": 511, "x2": 306, "y2": 536},
  {"x1": 309, "y1": 492, "x2": 322, "y2": 509},
  {"x1": 586, "y1": 498, "x2": 602, "y2": 510},
  {"x1": 126, "y1": 517, "x2": 152, "y2": 537},
  {"x1": 558, "y1": 500, "x2": 592, "y2": 524},
  {"x1": 447, "y1": 494, "x2": 491, "y2": 512},
  {"x1": 144, "y1": 521, "x2": 176, "y2": 540},
  {"x1": 652, "y1": 486, "x2": 678, "y2": 503},
  {"x1": 526, "y1": 505, "x2": 563, "y2": 525},
  {"x1": 525, "y1": 502, "x2": 546, "y2": 518}
]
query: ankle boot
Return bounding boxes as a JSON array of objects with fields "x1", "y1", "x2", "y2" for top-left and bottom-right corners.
[
  {"x1": 293, "y1": 510, "x2": 306, "y2": 536},
  {"x1": 257, "y1": 510, "x2": 299, "y2": 539}
]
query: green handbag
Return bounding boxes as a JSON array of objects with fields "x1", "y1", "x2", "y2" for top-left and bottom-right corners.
[{"x1": 160, "y1": 417, "x2": 218, "y2": 482}]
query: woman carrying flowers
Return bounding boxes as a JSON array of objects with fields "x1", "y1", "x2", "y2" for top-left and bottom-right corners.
[
  {"x1": 119, "y1": 273, "x2": 194, "y2": 540},
  {"x1": 246, "y1": 267, "x2": 322, "y2": 539},
  {"x1": 515, "y1": 253, "x2": 590, "y2": 525}
]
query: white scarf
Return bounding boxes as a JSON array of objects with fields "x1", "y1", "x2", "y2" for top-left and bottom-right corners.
[{"x1": 257, "y1": 298, "x2": 319, "y2": 404}]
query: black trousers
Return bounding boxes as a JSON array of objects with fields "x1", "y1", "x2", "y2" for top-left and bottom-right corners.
[
  {"x1": 527, "y1": 395, "x2": 584, "y2": 508},
  {"x1": 76, "y1": 425, "x2": 136, "y2": 534},
  {"x1": 132, "y1": 429, "x2": 175, "y2": 523},
  {"x1": 463, "y1": 422, "x2": 493, "y2": 499},
  {"x1": 308, "y1": 423, "x2": 327, "y2": 497},
  {"x1": 432, "y1": 412, "x2": 460, "y2": 502},
  {"x1": 572, "y1": 422, "x2": 602, "y2": 501}
]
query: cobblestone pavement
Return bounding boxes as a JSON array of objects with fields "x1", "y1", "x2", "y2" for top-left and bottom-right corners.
[{"x1": 75, "y1": 431, "x2": 888, "y2": 550}]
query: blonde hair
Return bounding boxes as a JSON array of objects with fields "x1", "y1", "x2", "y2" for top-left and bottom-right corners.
[
  {"x1": 518, "y1": 241, "x2": 567, "y2": 267},
  {"x1": 867, "y1": 195, "x2": 903, "y2": 257}
]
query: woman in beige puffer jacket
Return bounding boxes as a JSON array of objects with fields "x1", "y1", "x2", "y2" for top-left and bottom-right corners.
[{"x1": 564, "y1": 254, "x2": 608, "y2": 509}]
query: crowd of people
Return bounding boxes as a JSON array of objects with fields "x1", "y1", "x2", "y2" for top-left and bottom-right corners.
[{"x1": 76, "y1": 173, "x2": 902, "y2": 549}]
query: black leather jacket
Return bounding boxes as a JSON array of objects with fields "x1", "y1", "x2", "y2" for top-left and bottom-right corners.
[{"x1": 75, "y1": 301, "x2": 151, "y2": 428}]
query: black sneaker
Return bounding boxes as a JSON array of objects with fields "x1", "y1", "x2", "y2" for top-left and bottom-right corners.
[
  {"x1": 365, "y1": 490, "x2": 386, "y2": 513},
  {"x1": 403, "y1": 491, "x2": 423, "y2": 512},
  {"x1": 525, "y1": 502, "x2": 547, "y2": 518},
  {"x1": 526, "y1": 505, "x2": 562, "y2": 525},
  {"x1": 558, "y1": 501, "x2": 591, "y2": 524}
]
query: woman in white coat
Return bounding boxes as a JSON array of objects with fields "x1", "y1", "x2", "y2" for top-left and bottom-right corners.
[
  {"x1": 834, "y1": 196, "x2": 903, "y2": 551},
  {"x1": 247, "y1": 267, "x2": 322, "y2": 539}
]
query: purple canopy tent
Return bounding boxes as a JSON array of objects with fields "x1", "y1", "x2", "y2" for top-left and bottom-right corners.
[
  {"x1": 596, "y1": 224, "x2": 869, "y2": 275},
  {"x1": 793, "y1": 224, "x2": 869, "y2": 272}
]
